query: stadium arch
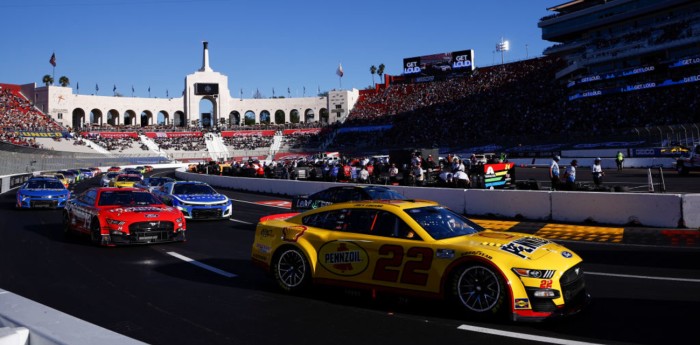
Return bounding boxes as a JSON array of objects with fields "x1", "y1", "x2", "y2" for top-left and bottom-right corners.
[
  {"x1": 89, "y1": 109, "x2": 103, "y2": 126},
  {"x1": 275, "y1": 110, "x2": 285, "y2": 124},
  {"x1": 304, "y1": 108, "x2": 315, "y2": 122},
  {"x1": 229, "y1": 111, "x2": 241, "y2": 126}
]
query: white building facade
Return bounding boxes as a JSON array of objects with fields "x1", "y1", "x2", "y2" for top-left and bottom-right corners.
[{"x1": 29, "y1": 42, "x2": 359, "y2": 131}]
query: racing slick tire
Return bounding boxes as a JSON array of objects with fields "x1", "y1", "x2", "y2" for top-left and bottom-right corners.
[
  {"x1": 272, "y1": 247, "x2": 310, "y2": 293},
  {"x1": 451, "y1": 264, "x2": 508, "y2": 319}
]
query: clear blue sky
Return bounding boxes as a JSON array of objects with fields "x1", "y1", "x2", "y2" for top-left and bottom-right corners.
[{"x1": 0, "y1": 0, "x2": 564, "y2": 99}]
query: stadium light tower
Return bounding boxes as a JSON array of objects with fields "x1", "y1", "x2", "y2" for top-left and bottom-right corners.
[{"x1": 496, "y1": 38, "x2": 510, "y2": 64}]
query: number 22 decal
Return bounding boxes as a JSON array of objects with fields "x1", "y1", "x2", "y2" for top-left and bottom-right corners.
[{"x1": 372, "y1": 245, "x2": 433, "y2": 286}]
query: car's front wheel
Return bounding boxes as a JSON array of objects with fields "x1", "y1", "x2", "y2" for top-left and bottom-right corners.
[
  {"x1": 90, "y1": 219, "x2": 103, "y2": 245},
  {"x1": 272, "y1": 247, "x2": 310, "y2": 293},
  {"x1": 62, "y1": 212, "x2": 74, "y2": 238},
  {"x1": 451, "y1": 264, "x2": 507, "y2": 318}
]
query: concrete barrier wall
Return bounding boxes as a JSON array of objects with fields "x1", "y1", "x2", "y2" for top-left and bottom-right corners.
[
  {"x1": 551, "y1": 192, "x2": 683, "y2": 228},
  {"x1": 0, "y1": 289, "x2": 145, "y2": 345},
  {"x1": 682, "y1": 194, "x2": 700, "y2": 228},
  {"x1": 464, "y1": 189, "x2": 552, "y2": 220},
  {"x1": 508, "y1": 157, "x2": 676, "y2": 169},
  {"x1": 177, "y1": 168, "x2": 696, "y2": 228}
]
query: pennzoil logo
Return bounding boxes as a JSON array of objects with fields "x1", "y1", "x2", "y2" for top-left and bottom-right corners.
[
  {"x1": 514, "y1": 298, "x2": 530, "y2": 309},
  {"x1": 318, "y1": 241, "x2": 369, "y2": 276}
]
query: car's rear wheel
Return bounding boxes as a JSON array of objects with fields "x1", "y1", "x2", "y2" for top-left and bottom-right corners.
[
  {"x1": 451, "y1": 264, "x2": 507, "y2": 318},
  {"x1": 273, "y1": 247, "x2": 310, "y2": 293}
]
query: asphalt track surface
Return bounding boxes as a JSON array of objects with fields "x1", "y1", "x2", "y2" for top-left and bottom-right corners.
[{"x1": 0, "y1": 169, "x2": 699, "y2": 345}]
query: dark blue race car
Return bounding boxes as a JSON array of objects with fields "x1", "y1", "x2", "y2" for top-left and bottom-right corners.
[{"x1": 16, "y1": 176, "x2": 71, "y2": 209}]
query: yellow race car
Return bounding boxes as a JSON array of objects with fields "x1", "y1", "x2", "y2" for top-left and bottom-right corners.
[
  {"x1": 109, "y1": 174, "x2": 143, "y2": 188},
  {"x1": 251, "y1": 200, "x2": 589, "y2": 322}
]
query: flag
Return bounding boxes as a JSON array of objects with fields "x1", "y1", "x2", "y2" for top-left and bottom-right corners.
[
  {"x1": 132, "y1": 85, "x2": 134, "y2": 93},
  {"x1": 96, "y1": 84, "x2": 99, "y2": 92},
  {"x1": 113, "y1": 85, "x2": 116, "y2": 92},
  {"x1": 148, "y1": 86, "x2": 151, "y2": 92},
  {"x1": 76, "y1": 82, "x2": 79, "y2": 91},
  {"x1": 336, "y1": 63, "x2": 344, "y2": 77},
  {"x1": 166, "y1": 89, "x2": 169, "y2": 98},
  {"x1": 49, "y1": 53, "x2": 56, "y2": 67}
]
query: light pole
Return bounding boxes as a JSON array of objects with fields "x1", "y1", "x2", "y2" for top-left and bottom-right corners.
[{"x1": 496, "y1": 39, "x2": 510, "y2": 64}]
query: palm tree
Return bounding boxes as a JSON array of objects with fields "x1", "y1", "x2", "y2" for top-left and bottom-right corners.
[
  {"x1": 377, "y1": 64, "x2": 385, "y2": 83},
  {"x1": 370, "y1": 65, "x2": 377, "y2": 85},
  {"x1": 58, "y1": 76, "x2": 70, "y2": 87},
  {"x1": 42, "y1": 74, "x2": 54, "y2": 87}
]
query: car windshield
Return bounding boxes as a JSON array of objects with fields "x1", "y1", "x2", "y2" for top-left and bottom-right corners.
[
  {"x1": 173, "y1": 184, "x2": 215, "y2": 195},
  {"x1": 106, "y1": 172, "x2": 120, "y2": 178},
  {"x1": 27, "y1": 180, "x2": 65, "y2": 189},
  {"x1": 365, "y1": 188, "x2": 405, "y2": 200},
  {"x1": 99, "y1": 191, "x2": 161, "y2": 206},
  {"x1": 149, "y1": 178, "x2": 172, "y2": 186},
  {"x1": 405, "y1": 206, "x2": 483, "y2": 240}
]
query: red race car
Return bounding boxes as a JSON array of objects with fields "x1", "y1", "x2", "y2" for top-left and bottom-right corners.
[{"x1": 63, "y1": 187, "x2": 186, "y2": 246}]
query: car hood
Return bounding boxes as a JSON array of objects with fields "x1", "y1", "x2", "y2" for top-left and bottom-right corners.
[
  {"x1": 173, "y1": 194, "x2": 228, "y2": 203},
  {"x1": 442, "y1": 231, "x2": 581, "y2": 262},
  {"x1": 19, "y1": 189, "x2": 68, "y2": 196}
]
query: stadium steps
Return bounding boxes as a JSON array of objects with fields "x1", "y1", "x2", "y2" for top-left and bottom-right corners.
[{"x1": 139, "y1": 134, "x2": 170, "y2": 158}]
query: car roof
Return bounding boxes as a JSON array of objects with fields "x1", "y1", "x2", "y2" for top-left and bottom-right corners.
[{"x1": 305, "y1": 199, "x2": 438, "y2": 212}]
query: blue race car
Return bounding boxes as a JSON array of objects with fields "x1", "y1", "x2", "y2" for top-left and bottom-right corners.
[
  {"x1": 153, "y1": 181, "x2": 232, "y2": 220},
  {"x1": 16, "y1": 176, "x2": 71, "y2": 209}
]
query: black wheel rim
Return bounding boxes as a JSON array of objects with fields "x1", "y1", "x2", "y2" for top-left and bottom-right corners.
[
  {"x1": 277, "y1": 250, "x2": 306, "y2": 288},
  {"x1": 456, "y1": 266, "x2": 501, "y2": 312}
]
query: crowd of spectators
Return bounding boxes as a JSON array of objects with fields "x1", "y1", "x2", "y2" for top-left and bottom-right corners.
[
  {"x1": 0, "y1": 86, "x2": 65, "y2": 148},
  {"x1": 223, "y1": 135, "x2": 274, "y2": 150},
  {"x1": 152, "y1": 136, "x2": 206, "y2": 151},
  {"x1": 78, "y1": 133, "x2": 143, "y2": 152},
  {"x1": 327, "y1": 55, "x2": 700, "y2": 152}
]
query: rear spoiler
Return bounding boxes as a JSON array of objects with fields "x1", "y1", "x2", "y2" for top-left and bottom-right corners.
[{"x1": 259, "y1": 213, "x2": 300, "y2": 222}]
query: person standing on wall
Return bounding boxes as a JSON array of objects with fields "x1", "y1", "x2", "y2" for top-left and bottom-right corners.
[
  {"x1": 616, "y1": 151, "x2": 625, "y2": 171},
  {"x1": 550, "y1": 155, "x2": 561, "y2": 190},
  {"x1": 563, "y1": 159, "x2": 577, "y2": 190},
  {"x1": 592, "y1": 157, "x2": 605, "y2": 186}
]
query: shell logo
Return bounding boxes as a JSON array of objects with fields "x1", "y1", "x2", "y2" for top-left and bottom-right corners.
[{"x1": 318, "y1": 241, "x2": 369, "y2": 277}]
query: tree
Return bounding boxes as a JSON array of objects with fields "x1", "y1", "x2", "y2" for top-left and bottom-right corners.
[
  {"x1": 42, "y1": 74, "x2": 54, "y2": 87},
  {"x1": 58, "y1": 76, "x2": 70, "y2": 87},
  {"x1": 370, "y1": 65, "x2": 377, "y2": 85},
  {"x1": 377, "y1": 64, "x2": 385, "y2": 83}
]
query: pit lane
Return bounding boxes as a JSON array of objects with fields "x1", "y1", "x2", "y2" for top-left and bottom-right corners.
[{"x1": 0, "y1": 170, "x2": 698, "y2": 345}]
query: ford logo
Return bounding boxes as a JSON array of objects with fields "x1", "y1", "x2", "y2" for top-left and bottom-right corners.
[
  {"x1": 562, "y1": 251, "x2": 573, "y2": 258},
  {"x1": 145, "y1": 214, "x2": 159, "y2": 218}
]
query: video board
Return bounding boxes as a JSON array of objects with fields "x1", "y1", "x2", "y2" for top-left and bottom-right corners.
[{"x1": 403, "y1": 49, "x2": 475, "y2": 76}]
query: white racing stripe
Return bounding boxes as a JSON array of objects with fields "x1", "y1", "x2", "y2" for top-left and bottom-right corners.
[
  {"x1": 166, "y1": 252, "x2": 237, "y2": 278},
  {"x1": 457, "y1": 325, "x2": 605, "y2": 345},
  {"x1": 586, "y1": 271, "x2": 700, "y2": 283}
]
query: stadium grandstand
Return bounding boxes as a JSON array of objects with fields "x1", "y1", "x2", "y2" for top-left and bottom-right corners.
[{"x1": 1, "y1": 0, "x2": 699, "y2": 176}]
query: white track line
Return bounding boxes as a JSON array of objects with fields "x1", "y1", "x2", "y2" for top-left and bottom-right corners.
[
  {"x1": 229, "y1": 198, "x2": 290, "y2": 209},
  {"x1": 586, "y1": 271, "x2": 700, "y2": 283},
  {"x1": 457, "y1": 325, "x2": 605, "y2": 345},
  {"x1": 229, "y1": 218, "x2": 253, "y2": 225},
  {"x1": 166, "y1": 252, "x2": 237, "y2": 278}
]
